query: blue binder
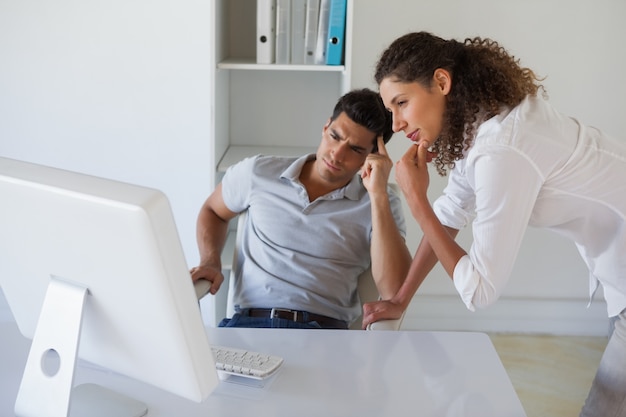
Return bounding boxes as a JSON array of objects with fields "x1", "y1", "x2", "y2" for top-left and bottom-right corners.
[{"x1": 325, "y1": 0, "x2": 347, "y2": 65}]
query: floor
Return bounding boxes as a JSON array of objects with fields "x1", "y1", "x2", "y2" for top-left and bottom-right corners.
[{"x1": 488, "y1": 334, "x2": 608, "y2": 417}]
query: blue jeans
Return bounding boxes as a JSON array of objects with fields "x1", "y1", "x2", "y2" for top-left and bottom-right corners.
[
  {"x1": 580, "y1": 308, "x2": 626, "y2": 417},
  {"x1": 218, "y1": 313, "x2": 325, "y2": 329}
]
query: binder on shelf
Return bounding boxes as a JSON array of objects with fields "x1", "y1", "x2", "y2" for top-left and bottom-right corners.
[
  {"x1": 313, "y1": 0, "x2": 331, "y2": 65},
  {"x1": 290, "y1": 0, "x2": 306, "y2": 65},
  {"x1": 303, "y1": 0, "x2": 320, "y2": 65},
  {"x1": 275, "y1": 0, "x2": 291, "y2": 64},
  {"x1": 257, "y1": 0, "x2": 277, "y2": 64},
  {"x1": 325, "y1": 0, "x2": 347, "y2": 65}
]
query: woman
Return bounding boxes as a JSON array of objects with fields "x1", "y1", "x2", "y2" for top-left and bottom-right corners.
[{"x1": 362, "y1": 31, "x2": 626, "y2": 417}]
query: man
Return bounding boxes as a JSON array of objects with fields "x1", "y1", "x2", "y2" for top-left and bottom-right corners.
[{"x1": 190, "y1": 89, "x2": 411, "y2": 329}]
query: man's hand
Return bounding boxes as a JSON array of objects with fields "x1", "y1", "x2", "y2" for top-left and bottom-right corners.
[
  {"x1": 361, "y1": 299, "x2": 405, "y2": 329},
  {"x1": 361, "y1": 136, "x2": 393, "y2": 194},
  {"x1": 189, "y1": 264, "x2": 224, "y2": 295}
]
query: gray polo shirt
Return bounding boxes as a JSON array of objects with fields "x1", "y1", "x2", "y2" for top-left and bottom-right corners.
[{"x1": 221, "y1": 154, "x2": 406, "y2": 323}]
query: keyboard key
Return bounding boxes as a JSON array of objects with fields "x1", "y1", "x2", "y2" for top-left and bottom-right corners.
[{"x1": 211, "y1": 345, "x2": 283, "y2": 380}]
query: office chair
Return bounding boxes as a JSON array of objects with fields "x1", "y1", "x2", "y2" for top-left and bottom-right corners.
[{"x1": 195, "y1": 209, "x2": 404, "y2": 331}]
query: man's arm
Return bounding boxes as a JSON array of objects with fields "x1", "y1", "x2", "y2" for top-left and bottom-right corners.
[
  {"x1": 360, "y1": 137, "x2": 412, "y2": 298},
  {"x1": 190, "y1": 183, "x2": 238, "y2": 295},
  {"x1": 368, "y1": 188, "x2": 412, "y2": 298}
]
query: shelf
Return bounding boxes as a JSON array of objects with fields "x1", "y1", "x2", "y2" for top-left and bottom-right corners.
[
  {"x1": 217, "y1": 145, "x2": 318, "y2": 172},
  {"x1": 217, "y1": 59, "x2": 346, "y2": 72},
  {"x1": 209, "y1": 0, "x2": 352, "y2": 188}
]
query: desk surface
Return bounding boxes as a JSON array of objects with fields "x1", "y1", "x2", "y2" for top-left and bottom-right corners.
[{"x1": 0, "y1": 321, "x2": 526, "y2": 417}]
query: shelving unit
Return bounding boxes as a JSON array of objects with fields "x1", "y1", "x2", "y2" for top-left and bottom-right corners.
[
  {"x1": 207, "y1": 1, "x2": 353, "y2": 314},
  {"x1": 217, "y1": 60, "x2": 347, "y2": 72},
  {"x1": 209, "y1": 0, "x2": 353, "y2": 188},
  {"x1": 217, "y1": 145, "x2": 317, "y2": 172}
]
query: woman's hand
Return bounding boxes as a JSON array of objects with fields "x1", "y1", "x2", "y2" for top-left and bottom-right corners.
[
  {"x1": 395, "y1": 142, "x2": 436, "y2": 205},
  {"x1": 361, "y1": 299, "x2": 406, "y2": 329}
]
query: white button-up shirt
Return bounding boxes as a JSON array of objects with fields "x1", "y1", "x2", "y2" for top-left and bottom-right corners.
[{"x1": 433, "y1": 96, "x2": 626, "y2": 317}]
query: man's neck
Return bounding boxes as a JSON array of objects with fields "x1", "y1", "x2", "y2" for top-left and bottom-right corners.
[{"x1": 299, "y1": 159, "x2": 349, "y2": 202}]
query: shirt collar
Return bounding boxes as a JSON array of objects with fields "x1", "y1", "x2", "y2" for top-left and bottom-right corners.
[{"x1": 280, "y1": 154, "x2": 364, "y2": 201}]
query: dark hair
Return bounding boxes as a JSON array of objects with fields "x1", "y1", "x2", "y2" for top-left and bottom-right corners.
[
  {"x1": 375, "y1": 31, "x2": 545, "y2": 175},
  {"x1": 330, "y1": 88, "x2": 394, "y2": 150}
]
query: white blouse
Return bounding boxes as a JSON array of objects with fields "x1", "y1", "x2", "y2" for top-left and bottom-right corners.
[{"x1": 433, "y1": 96, "x2": 626, "y2": 317}]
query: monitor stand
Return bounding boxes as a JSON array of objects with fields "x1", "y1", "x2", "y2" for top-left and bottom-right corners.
[{"x1": 14, "y1": 276, "x2": 147, "y2": 417}]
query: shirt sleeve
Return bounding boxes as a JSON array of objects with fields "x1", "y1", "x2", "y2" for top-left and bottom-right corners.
[
  {"x1": 433, "y1": 157, "x2": 476, "y2": 230},
  {"x1": 221, "y1": 155, "x2": 257, "y2": 213},
  {"x1": 448, "y1": 145, "x2": 544, "y2": 311}
]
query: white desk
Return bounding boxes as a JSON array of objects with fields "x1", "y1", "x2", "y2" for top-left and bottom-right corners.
[{"x1": 0, "y1": 320, "x2": 526, "y2": 417}]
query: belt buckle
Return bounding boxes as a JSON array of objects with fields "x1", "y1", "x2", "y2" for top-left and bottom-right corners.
[{"x1": 270, "y1": 308, "x2": 299, "y2": 321}]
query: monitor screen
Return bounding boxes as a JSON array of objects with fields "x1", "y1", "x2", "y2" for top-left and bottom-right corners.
[{"x1": 0, "y1": 157, "x2": 218, "y2": 416}]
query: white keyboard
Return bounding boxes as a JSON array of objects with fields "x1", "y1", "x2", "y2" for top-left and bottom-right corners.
[{"x1": 211, "y1": 345, "x2": 283, "y2": 380}]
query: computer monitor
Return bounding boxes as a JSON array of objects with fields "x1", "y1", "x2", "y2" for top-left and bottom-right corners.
[{"x1": 0, "y1": 157, "x2": 219, "y2": 417}]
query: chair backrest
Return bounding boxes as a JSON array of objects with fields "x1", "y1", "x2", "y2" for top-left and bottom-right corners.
[{"x1": 215, "y1": 210, "x2": 402, "y2": 330}]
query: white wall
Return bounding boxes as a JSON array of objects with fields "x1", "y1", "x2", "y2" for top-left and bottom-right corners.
[
  {"x1": 0, "y1": 0, "x2": 213, "y2": 321},
  {"x1": 1, "y1": 0, "x2": 624, "y2": 335},
  {"x1": 351, "y1": 0, "x2": 626, "y2": 335}
]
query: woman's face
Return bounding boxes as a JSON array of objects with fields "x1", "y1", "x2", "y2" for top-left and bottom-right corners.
[{"x1": 379, "y1": 72, "x2": 449, "y2": 147}]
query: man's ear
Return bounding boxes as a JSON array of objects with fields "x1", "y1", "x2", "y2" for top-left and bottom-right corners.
[
  {"x1": 322, "y1": 118, "x2": 332, "y2": 133},
  {"x1": 433, "y1": 68, "x2": 452, "y2": 95}
]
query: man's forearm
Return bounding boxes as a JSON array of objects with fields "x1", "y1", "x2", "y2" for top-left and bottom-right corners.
[
  {"x1": 196, "y1": 206, "x2": 230, "y2": 269},
  {"x1": 369, "y1": 192, "x2": 412, "y2": 299}
]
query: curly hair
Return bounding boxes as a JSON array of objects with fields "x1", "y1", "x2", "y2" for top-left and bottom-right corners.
[{"x1": 375, "y1": 31, "x2": 545, "y2": 175}]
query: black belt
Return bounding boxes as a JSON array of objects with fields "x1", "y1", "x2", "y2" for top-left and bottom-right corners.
[{"x1": 239, "y1": 308, "x2": 348, "y2": 329}]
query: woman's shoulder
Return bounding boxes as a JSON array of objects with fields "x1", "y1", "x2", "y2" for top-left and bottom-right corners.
[{"x1": 475, "y1": 95, "x2": 555, "y2": 145}]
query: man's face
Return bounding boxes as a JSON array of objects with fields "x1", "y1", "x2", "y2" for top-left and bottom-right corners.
[{"x1": 314, "y1": 112, "x2": 376, "y2": 187}]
